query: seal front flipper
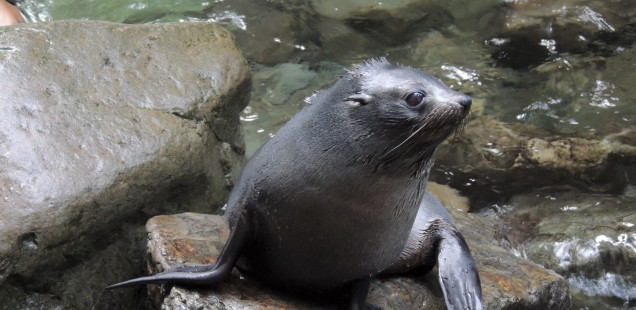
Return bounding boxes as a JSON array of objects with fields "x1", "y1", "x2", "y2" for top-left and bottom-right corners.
[
  {"x1": 105, "y1": 214, "x2": 250, "y2": 290},
  {"x1": 382, "y1": 192, "x2": 483, "y2": 310},
  {"x1": 437, "y1": 228, "x2": 483, "y2": 310}
]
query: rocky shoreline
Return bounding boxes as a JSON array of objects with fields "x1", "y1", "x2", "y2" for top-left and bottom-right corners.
[
  {"x1": 2, "y1": 0, "x2": 636, "y2": 307},
  {"x1": 0, "y1": 20, "x2": 571, "y2": 310}
]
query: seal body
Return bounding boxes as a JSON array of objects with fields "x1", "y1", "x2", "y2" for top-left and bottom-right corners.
[
  {"x1": 108, "y1": 59, "x2": 482, "y2": 310},
  {"x1": 230, "y1": 116, "x2": 427, "y2": 290},
  {"x1": 226, "y1": 59, "x2": 470, "y2": 291}
]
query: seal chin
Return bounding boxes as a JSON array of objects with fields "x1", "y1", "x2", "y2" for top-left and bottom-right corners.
[{"x1": 420, "y1": 103, "x2": 469, "y2": 142}]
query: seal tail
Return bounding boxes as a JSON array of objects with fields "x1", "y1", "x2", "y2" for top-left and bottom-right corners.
[
  {"x1": 105, "y1": 267, "x2": 225, "y2": 289},
  {"x1": 106, "y1": 214, "x2": 251, "y2": 290}
]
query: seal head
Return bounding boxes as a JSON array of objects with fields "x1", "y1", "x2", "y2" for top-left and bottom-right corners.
[{"x1": 341, "y1": 59, "x2": 471, "y2": 175}]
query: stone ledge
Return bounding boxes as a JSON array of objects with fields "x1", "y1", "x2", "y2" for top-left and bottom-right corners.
[{"x1": 142, "y1": 185, "x2": 571, "y2": 309}]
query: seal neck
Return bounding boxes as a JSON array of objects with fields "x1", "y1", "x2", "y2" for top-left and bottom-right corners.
[{"x1": 376, "y1": 146, "x2": 437, "y2": 180}]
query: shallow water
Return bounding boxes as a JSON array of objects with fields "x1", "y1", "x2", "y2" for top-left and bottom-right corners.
[{"x1": 17, "y1": 0, "x2": 636, "y2": 308}]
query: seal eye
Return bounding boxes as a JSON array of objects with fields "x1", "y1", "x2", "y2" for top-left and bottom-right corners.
[{"x1": 405, "y1": 92, "x2": 426, "y2": 107}]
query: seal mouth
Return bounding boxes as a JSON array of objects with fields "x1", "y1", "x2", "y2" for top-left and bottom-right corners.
[
  {"x1": 415, "y1": 105, "x2": 468, "y2": 142},
  {"x1": 451, "y1": 111, "x2": 470, "y2": 142},
  {"x1": 452, "y1": 99, "x2": 472, "y2": 137},
  {"x1": 378, "y1": 102, "x2": 469, "y2": 174},
  {"x1": 388, "y1": 104, "x2": 468, "y2": 150}
]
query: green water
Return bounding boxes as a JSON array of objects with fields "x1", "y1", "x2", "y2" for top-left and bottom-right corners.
[
  {"x1": 19, "y1": 0, "x2": 636, "y2": 146},
  {"x1": 16, "y1": 0, "x2": 636, "y2": 309},
  {"x1": 22, "y1": 0, "x2": 213, "y2": 23}
]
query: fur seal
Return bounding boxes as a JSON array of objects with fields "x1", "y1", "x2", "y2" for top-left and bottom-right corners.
[{"x1": 107, "y1": 59, "x2": 483, "y2": 310}]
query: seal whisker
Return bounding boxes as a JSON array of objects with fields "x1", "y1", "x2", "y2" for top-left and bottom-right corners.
[
  {"x1": 383, "y1": 123, "x2": 429, "y2": 158},
  {"x1": 453, "y1": 112, "x2": 470, "y2": 137},
  {"x1": 383, "y1": 105, "x2": 456, "y2": 159}
]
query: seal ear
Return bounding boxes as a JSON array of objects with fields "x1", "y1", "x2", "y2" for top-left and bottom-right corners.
[{"x1": 344, "y1": 93, "x2": 373, "y2": 106}]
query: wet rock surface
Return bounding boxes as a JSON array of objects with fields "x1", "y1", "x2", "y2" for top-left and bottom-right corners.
[
  {"x1": 501, "y1": 189, "x2": 636, "y2": 309},
  {"x1": 143, "y1": 184, "x2": 570, "y2": 310},
  {"x1": 0, "y1": 20, "x2": 250, "y2": 309}
]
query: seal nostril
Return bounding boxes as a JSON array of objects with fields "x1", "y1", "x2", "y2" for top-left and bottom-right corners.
[{"x1": 458, "y1": 95, "x2": 472, "y2": 109}]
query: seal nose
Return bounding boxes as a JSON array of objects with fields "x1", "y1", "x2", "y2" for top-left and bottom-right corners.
[{"x1": 457, "y1": 94, "x2": 472, "y2": 110}]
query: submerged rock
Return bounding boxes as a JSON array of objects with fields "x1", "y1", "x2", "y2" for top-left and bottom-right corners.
[
  {"x1": 488, "y1": 0, "x2": 636, "y2": 68},
  {"x1": 225, "y1": 2, "x2": 303, "y2": 65},
  {"x1": 243, "y1": 61, "x2": 345, "y2": 156},
  {"x1": 142, "y1": 184, "x2": 570, "y2": 310},
  {"x1": 0, "y1": 20, "x2": 250, "y2": 309},
  {"x1": 310, "y1": 0, "x2": 499, "y2": 31},
  {"x1": 433, "y1": 115, "x2": 636, "y2": 205}
]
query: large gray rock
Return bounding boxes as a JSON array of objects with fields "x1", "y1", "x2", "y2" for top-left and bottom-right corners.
[
  {"x1": 142, "y1": 184, "x2": 570, "y2": 310},
  {"x1": 0, "y1": 20, "x2": 250, "y2": 309}
]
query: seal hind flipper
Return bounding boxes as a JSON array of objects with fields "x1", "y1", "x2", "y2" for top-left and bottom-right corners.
[
  {"x1": 437, "y1": 228, "x2": 483, "y2": 310},
  {"x1": 105, "y1": 214, "x2": 251, "y2": 290}
]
